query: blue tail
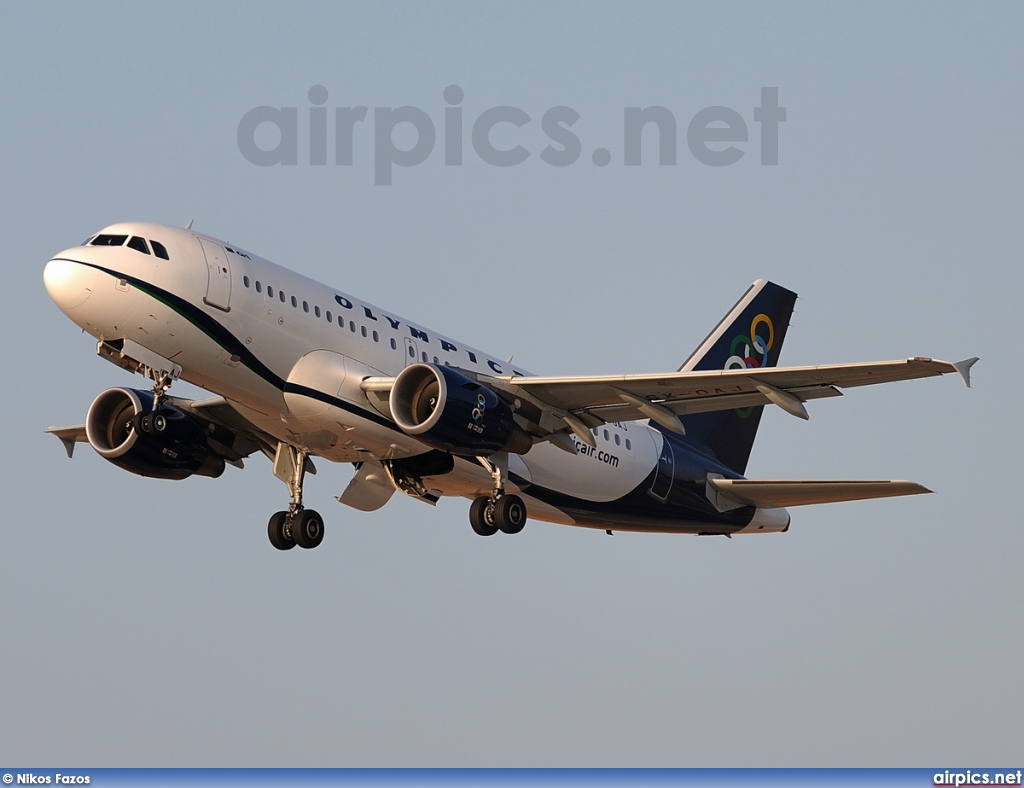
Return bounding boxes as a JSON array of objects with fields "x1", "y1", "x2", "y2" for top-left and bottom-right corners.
[{"x1": 675, "y1": 279, "x2": 798, "y2": 475}]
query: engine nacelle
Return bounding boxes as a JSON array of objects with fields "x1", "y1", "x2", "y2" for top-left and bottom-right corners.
[
  {"x1": 389, "y1": 364, "x2": 531, "y2": 456},
  {"x1": 85, "y1": 388, "x2": 225, "y2": 480}
]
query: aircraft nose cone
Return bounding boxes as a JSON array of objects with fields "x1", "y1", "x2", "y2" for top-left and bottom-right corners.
[{"x1": 44, "y1": 258, "x2": 96, "y2": 311}]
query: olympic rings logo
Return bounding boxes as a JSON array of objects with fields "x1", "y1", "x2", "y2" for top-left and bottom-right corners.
[
  {"x1": 725, "y1": 313, "x2": 774, "y2": 418},
  {"x1": 471, "y1": 392, "x2": 487, "y2": 422},
  {"x1": 725, "y1": 313, "x2": 773, "y2": 371}
]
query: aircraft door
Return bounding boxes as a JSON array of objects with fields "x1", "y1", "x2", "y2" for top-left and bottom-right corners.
[
  {"x1": 403, "y1": 337, "x2": 418, "y2": 367},
  {"x1": 648, "y1": 435, "x2": 675, "y2": 502},
  {"x1": 199, "y1": 237, "x2": 232, "y2": 311}
]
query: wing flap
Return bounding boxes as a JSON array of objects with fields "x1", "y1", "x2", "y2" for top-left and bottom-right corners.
[{"x1": 707, "y1": 478, "x2": 932, "y2": 510}]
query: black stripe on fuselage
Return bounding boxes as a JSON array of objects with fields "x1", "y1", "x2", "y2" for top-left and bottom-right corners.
[{"x1": 59, "y1": 258, "x2": 400, "y2": 433}]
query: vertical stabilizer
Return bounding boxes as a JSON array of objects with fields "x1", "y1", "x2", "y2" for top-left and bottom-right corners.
[{"x1": 675, "y1": 279, "x2": 798, "y2": 474}]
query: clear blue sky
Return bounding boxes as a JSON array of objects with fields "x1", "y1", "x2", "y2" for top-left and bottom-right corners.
[{"x1": 2, "y1": 0, "x2": 1020, "y2": 766}]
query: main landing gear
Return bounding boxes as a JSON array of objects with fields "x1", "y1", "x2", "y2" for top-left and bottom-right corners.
[
  {"x1": 267, "y1": 443, "x2": 324, "y2": 551},
  {"x1": 469, "y1": 453, "x2": 528, "y2": 536}
]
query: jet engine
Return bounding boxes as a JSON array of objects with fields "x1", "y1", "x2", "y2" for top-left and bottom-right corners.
[
  {"x1": 85, "y1": 387, "x2": 225, "y2": 480},
  {"x1": 389, "y1": 364, "x2": 532, "y2": 456}
]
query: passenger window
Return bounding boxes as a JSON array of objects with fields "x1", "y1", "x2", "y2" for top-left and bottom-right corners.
[
  {"x1": 91, "y1": 234, "x2": 127, "y2": 246},
  {"x1": 255, "y1": 281, "x2": 262, "y2": 293},
  {"x1": 625, "y1": 439, "x2": 631, "y2": 450},
  {"x1": 267, "y1": 286, "x2": 274, "y2": 297},
  {"x1": 373, "y1": 331, "x2": 379, "y2": 342},
  {"x1": 151, "y1": 240, "x2": 169, "y2": 259},
  {"x1": 350, "y1": 321, "x2": 356, "y2": 332},
  {"x1": 391, "y1": 338, "x2": 397, "y2": 350},
  {"x1": 408, "y1": 346, "x2": 414, "y2": 358},
  {"x1": 603, "y1": 430, "x2": 609, "y2": 441},
  {"x1": 127, "y1": 236, "x2": 150, "y2": 254},
  {"x1": 326, "y1": 310, "x2": 332, "y2": 323},
  {"x1": 614, "y1": 434, "x2": 620, "y2": 445},
  {"x1": 243, "y1": 276, "x2": 250, "y2": 288},
  {"x1": 291, "y1": 296, "x2": 297, "y2": 308},
  {"x1": 360, "y1": 326, "x2": 367, "y2": 337},
  {"x1": 302, "y1": 300, "x2": 309, "y2": 313},
  {"x1": 422, "y1": 352, "x2": 427, "y2": 362},
  {"x1": 279, "y1": 291, "x2": 285, "y2": 303},
  {"x1": 314, "y1": 305, "x2": 321, "y2": 318}
]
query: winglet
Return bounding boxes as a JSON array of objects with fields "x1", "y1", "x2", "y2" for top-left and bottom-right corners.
[
  {"x1": 44, "y1": 425, "x2": 88, "y2": 458},
  {"x1": 952, "y1": 357, "x2": 979, "y2": 388},
  {"x1": 57, "y1": 436, "x2": 76, "y2": 458}
]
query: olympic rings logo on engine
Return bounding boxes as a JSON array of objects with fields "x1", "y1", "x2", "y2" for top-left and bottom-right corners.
[{"x1": 471, "y1": 392, "x2": 487, "y2": 422}]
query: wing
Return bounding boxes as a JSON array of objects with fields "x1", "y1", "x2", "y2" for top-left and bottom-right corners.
[
  {"x1": 360, "y1": 356, "x2": 976, "y2": 451},
  {"x1": 173, "y1": 396, "x2": 278, "y2": 466},
  {"x1": 45, "y1": 395, "x2": 275, "y2": 467},
  {"x1": 476, "y1": 356, "x2": 979, "y2": 446}
]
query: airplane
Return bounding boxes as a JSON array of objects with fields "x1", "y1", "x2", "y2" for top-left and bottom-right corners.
[{"x1": 42, "y1": 221, "x2": 977, "y2": 550}]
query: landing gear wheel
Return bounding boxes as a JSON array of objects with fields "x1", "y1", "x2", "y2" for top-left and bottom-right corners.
[
  {"x1": 268, "y1": 511, "x2": 295, "y2": 551},
  {"x1": 151, "y1": 412, "x2": 168, "y2": 432},
  {"x1": 495, "y1": 494, "x2": 527, "y2": 534},
  {"x1": 292, "y1": 509, "x2": 325, "y2": 549},
  {"x1": 469, "y1": 497, "x2": 499, "y2": 536},
  {"x1": 133, "y1": 413, "x2": 152, "y2": 434}
]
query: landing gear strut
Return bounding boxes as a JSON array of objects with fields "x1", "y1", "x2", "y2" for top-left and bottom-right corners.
[
  {"x1": 148, "y1": 368, "x2": 175, "y2": 408},
  {"x1": 267, "y1": 443, "x2": 324, "y2": 550},
  {"x1": 469, "y1": 453, "x2": 527, "y2": 536}
]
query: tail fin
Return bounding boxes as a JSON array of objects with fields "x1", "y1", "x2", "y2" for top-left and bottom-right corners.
[{"x1": 676, "y1": 279, "x2": 798, "y2": 475}]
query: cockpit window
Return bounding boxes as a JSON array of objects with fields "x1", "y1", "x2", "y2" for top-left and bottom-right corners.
[
  {"x1": 151, "y1": 240, "x2": 170, "y2": 260},
  {"x1": 81, "y1": 235, "x2": 95, "y2": 246},
  {"x1": 127, "y1": 236, "x2": 150, "y2": 255},
  {"x1": 91, "y1": 234, "x2": 128, "y2": 246}
]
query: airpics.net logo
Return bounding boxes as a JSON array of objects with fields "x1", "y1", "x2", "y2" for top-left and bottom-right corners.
[
  {"x1": 933, "y1": 772, "x2": 1023, "y2": 786},
  {"x1": 237, "y1": 85, "x2": 786, "y2": 185}
]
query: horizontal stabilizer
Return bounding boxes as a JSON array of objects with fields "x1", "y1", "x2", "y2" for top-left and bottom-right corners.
[{"x1": 707, "y1": 477, "x2": 932, "y2": 510}]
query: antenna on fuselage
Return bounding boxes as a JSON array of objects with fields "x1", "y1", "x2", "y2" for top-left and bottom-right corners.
[{"x1": 185, "y1": 219, "x2": 194, "y2": 230}]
